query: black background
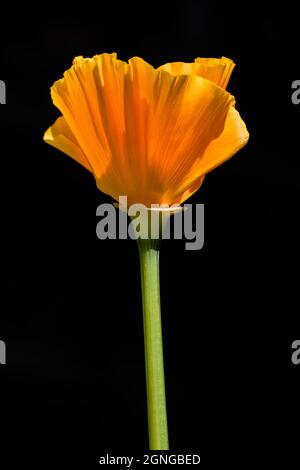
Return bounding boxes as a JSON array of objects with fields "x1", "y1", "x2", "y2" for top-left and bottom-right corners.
[{"x1": 1, "y1": 0, "x2": 299, "y2": 466}]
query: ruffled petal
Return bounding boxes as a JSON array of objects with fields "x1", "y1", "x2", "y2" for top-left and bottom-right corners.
[
  {"x1": 158, "y1": 57, "x2": 235, "y2": 89},
  {"x1": 50, "y1": 54, "x2": 123, "y2": 180},
  {"x1": 144, "y1": 70, "x2": 235, "y2": 205},
  {"x1": 174, "y1": 107, "x2": 249, "y2": 204},
  {"x1": 194, "y1": 57, "x2": 235, "y2": 89},
  {"x1": 44, "y1": 116, "x2": 92, "y2": 172},
  {"x1": 198, "y1": 107, "x2": 249, "y2": 174}
]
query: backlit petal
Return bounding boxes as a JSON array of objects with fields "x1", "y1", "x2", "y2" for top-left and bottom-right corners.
[
  {"x1": 158, "y1": 57, "x2": 234, "y2": 89},
  {"x1": 174, "y1": 175, "x2": 205, "y2": 205},
  {"x1": 50, "y1": 54, "x2": 121, "y2": 178},
  {"x1": 144, "y1": 72, "x2": 235, "y2": 205},
  {"x1": 98, "y1": 58, "x2": 235, "y2": 205},
  {"x1": 194, "y1": 57, "x2": 235, "y2": 89},
  {"x1": 44, "y1": 116, "x2": 92, "y2": 172},
  {"x1": 175, "y1": 107, "x2": 249, "y2": 204}
]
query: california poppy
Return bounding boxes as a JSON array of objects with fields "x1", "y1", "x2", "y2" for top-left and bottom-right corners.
[
  {"x1": 44, "y1": 53, "x2": 248, "y2": 207},
  {"x1": 44, "y1": 53, "x2": 249, "y2": 451}
]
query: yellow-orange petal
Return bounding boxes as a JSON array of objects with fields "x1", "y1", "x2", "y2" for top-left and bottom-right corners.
[
  {"x1": 92, "y1": 56, "x2": 234, "y2": 206},
  {"x1": 199, "y1": 107, "x2": 249, "y2": 174},
  {"x1": 174, "y1": 107, "x2": 249, "y2": 204},
  {"x1": 194, "y1": 57, "x2": 235, "y2": 89},
  {"x1": 173, "y1": 175, "x2": 205, "y2": 205},
  {"x1": 158, "y1": 56, "x2": 235, "y2": 89},
  {"x1": 43, "y1": 116, "x2": 92, "y2": 172},
  {"x1": 144, "y1": 68, "x2": 235, "y2": 205},
  {"x1": 50, "y1": 53, "x2": 123, "y2": 180}
]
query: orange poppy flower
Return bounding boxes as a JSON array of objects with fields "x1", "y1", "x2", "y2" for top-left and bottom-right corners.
[{"x1": 44, "y1": 53, "x2": 249, "y2": 207}]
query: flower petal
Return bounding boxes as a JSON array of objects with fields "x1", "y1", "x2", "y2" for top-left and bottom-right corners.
[
  {"x1": 158, "y1": 57, "x2": 235, "y2": 89},
  {"x1": 175, "y1": 107, "x2": 249, "y2": 204},
  {"x1": 144, "y1": 71, "x2": 235, "y2": 205},
  {"x1": 174, "y1": 175, "x2": 205, "y2": 205},
  {"x1": 92, "y1": 56, "x2": 235, "y2": 206},
  {"x1": 50, "y1": 54, "x2": 123, "y2": 180},
  {"x1": 43, "y1": 116, "x2": 92, "y2": 172},
  {"x1": 198, "y1": 107, "x2": 249, "y2": 174},
  {"x1": 194, "y1": 57, "x2": 235, "y2": 89}
]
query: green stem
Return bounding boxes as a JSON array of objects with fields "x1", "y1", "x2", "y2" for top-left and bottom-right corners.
[{"x1": 137, "y1": 238, "x2": 169, "y2": 450}]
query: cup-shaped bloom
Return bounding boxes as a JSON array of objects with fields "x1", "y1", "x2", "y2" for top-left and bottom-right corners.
[{"x1": 44, "y1": 53, "x2": 249, "y2": 206}]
